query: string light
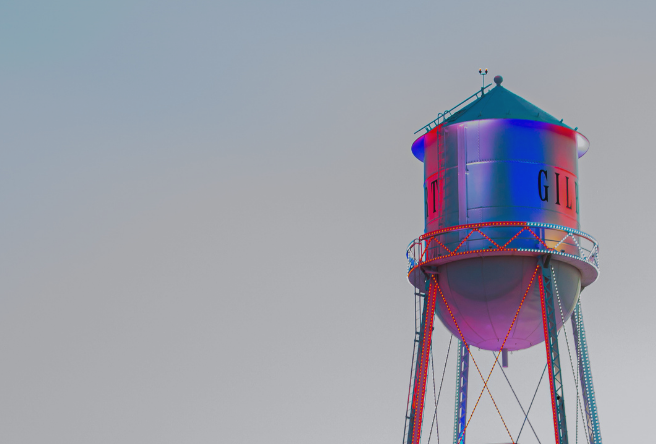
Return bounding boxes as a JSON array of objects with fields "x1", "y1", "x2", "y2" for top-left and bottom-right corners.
[
  {"x1": 407, "y1": 221, "x2": 600, "y2": 443},
  {"x1": 498, "y1": 226, "x2": 527, "y2": 248},
  {"x1": 434, "y1": 273, "x2": 539, "y2": 444},
  {"x1": 474, "y1": 228, "x2": 501, "y2": 248},
  {"x1": 458, "y1": 265, "x2": 538, "y2": 443},
  {"x1": 539, "y1": 273, "x2": 561, "y2": 444},
  {"x1": 406, "y1": 222, "x2": 600, "y2": 283},
  {"x1": 410, "y1": 275, "x2": 438, "y2": 444}
]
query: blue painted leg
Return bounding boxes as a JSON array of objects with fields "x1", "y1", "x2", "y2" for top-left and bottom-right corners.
[
  {"x1": 453, "y1": 340, "x2": 469, "y2": 444},
  {"x1": 571, "y1": 300, "x2": 602, "y2": 444}
]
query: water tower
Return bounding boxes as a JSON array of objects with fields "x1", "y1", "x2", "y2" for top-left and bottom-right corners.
[{"x1": 402, "y1": 74, "x2": 602, "y2": 444}]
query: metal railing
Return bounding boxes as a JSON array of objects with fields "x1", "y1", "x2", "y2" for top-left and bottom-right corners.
[
  {"x1": 406, "y1": 221, "x2": 599, "y2": 274},
  {"x1": 414, "y1": 84, "x2": 493, "y2": 134}
]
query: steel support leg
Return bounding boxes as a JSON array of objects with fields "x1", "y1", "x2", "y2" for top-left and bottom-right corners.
[
  {"x1": 571, "y1": 300, "x2": 602, "y2": 444},
  {"x1": 406, "y1": 276, "x2": 438, "y2": 444},
  {"x1": 452, "y1": 340, "x2": 469, "y2": 444},
  {"x1": 539, "y1": 255, "x2": 569, "y2": 444}
]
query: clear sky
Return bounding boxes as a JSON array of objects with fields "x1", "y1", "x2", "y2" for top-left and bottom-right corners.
[{"x1": 1, "y1": 0, "x2": 654, "y2": 443}]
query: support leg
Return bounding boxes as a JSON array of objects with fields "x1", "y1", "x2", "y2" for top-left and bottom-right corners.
[
  {"x1": 571, "y1": 300, "x2": 602, "y2": 444},
  {"x1": 539, "y1": 255, "x2": 569, "y2": 444},
  {"x1": 406, "y1": 276, "x2": 438, "y2": 444},
  {"x1": 452, "y1": 340, "x2": 469, "y2": 444}
]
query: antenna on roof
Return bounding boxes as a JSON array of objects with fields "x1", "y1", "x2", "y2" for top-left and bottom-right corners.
[{"x1": 479, "y1": 68, "x2": 488, "y2": 95}]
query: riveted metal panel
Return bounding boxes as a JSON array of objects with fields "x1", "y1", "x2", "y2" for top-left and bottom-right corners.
[{"x1": 425, "y1": 119, "x2": 580, "y2": 233}]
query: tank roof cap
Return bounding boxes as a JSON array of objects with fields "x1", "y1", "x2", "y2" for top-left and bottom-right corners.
[{"x1": 494, "y1": 75, "x2": 503, "y2": 86}]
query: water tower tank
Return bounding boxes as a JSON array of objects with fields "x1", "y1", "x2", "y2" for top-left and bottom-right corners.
[{"x1": 407, "y1": 76, "x2": 599, "y2": 351}]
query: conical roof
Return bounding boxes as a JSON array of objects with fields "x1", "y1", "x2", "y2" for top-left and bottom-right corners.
[
  {"x1": 411, "y1": 79, "x2": 590, "y2": 161},
  {"x1": 445, "y1": 84, "x2": 567, "y2": 127}
]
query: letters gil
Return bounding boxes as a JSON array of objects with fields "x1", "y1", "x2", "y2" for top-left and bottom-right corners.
[{"x1": 538, "y1": 169, "x2": 578, "y2": 213}]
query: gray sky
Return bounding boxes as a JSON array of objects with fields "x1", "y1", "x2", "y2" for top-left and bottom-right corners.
[{"x1": 1, "y1": 1, "x2": 654, "y2": 443}]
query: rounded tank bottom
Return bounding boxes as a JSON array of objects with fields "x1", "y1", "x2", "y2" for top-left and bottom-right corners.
[{"x1": 434, "y1": 256, "x2": 580, "y2": 351}]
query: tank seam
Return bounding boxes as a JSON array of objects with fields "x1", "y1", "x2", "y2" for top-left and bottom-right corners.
[{"x1": 467, "y1": 159, "x2": 577, "y2": 176}]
